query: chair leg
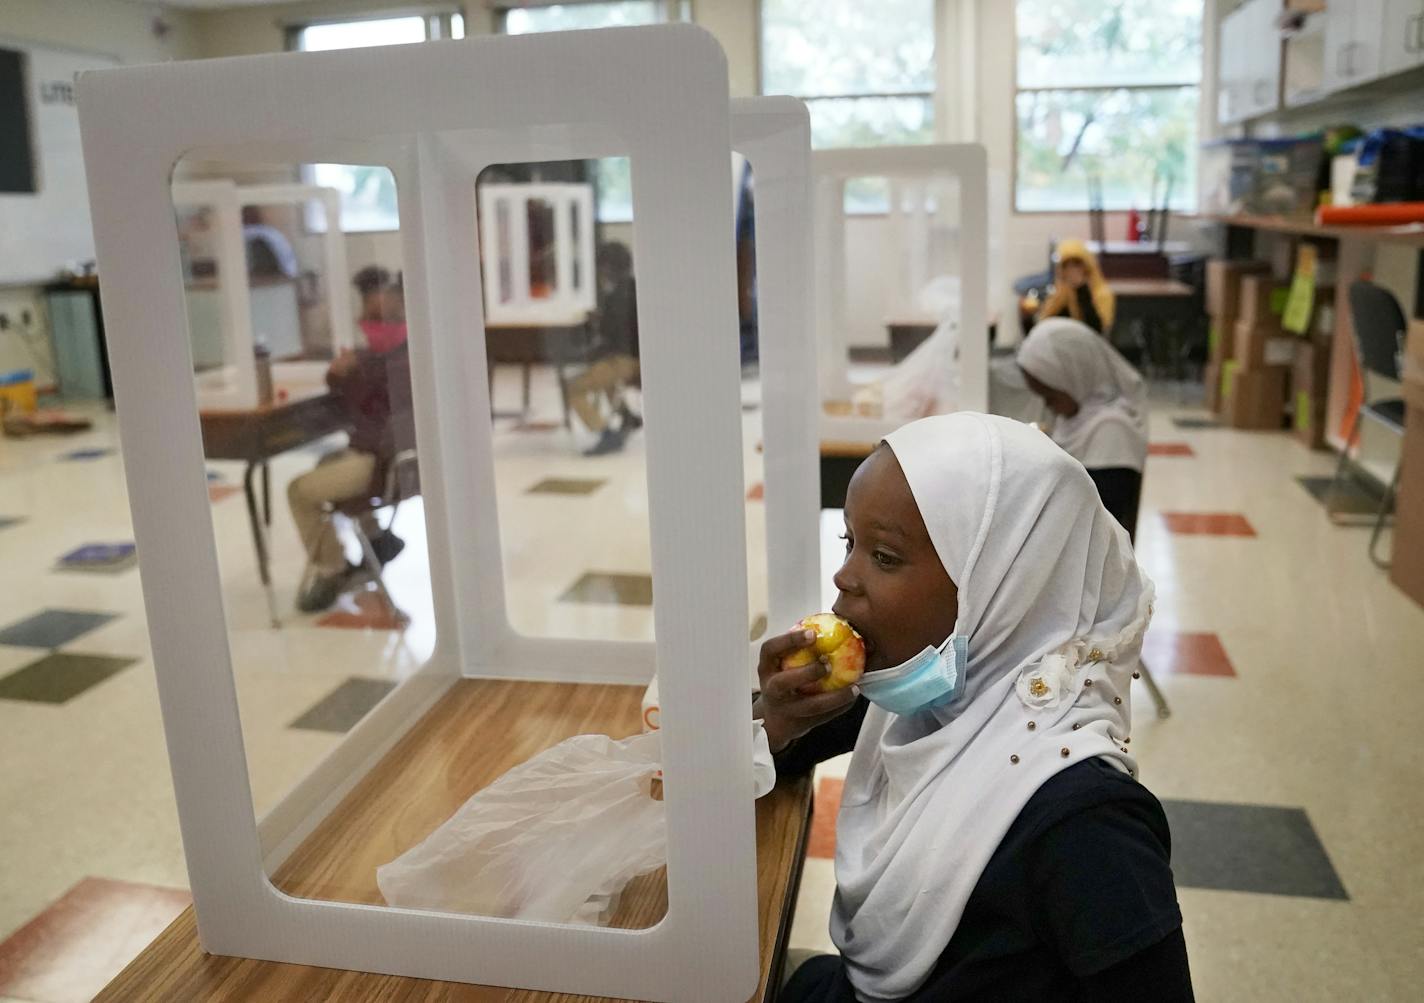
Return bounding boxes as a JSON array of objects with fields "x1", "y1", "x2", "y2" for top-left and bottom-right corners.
[
  {"x1": 1138, "y1": 661, "x2": 1171, "y2": 720},
  {"x1": 1369, "y1": 463, "x2": 1401, "y2": 569},
  {"x1": 351, "y1": 518, "x2": 408, "y2": 627},
  {"x1": 1325, "y1": 409, "x2": 1361, "y2": 522}
]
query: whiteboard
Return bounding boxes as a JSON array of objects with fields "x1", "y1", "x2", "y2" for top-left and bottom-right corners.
[{"x1": 0, "y1": 38, "x2": 119, "y2": 286}]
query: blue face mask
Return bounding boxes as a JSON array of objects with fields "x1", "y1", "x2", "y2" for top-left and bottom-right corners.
[{"x1": 856, "y1": 634, "x2": 969, "y2": 717}]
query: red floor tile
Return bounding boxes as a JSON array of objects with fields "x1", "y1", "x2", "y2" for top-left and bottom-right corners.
[
  {"x1": 1160, "y1": 512, "x2": 1257, "y2": 537},
  {"x1": 1148, "y1": 442, "x2": 1196, "y2": 457},
  {"x1": 315, "y1": 589, "x2": 408, "y2": 630},
  {"x1": 747, "y1": 482, "x2": 765, "y2": 501},
  {"x1": 0, "y1": 877, "x2": 189, "y2": 1003},
  {"x1": 1142, "y1": 631, "x2": 1237, "y2": 678},
  {"x1": 808, "y1": 777, "x2": 843, "y2": 859},
  {"x1": 207, "y1": 484, "x2": 240, "y2": 503}
]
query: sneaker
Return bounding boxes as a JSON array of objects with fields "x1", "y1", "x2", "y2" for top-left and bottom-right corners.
[
  {"x1": 372, "y1": 530, "x2": 406, "y2": 565},
  {"x1": 297, "y1": 572, "x2": 347, "y2": 613},
  {"x1": 583, "y1": 426, "x2": 626, "y2": 456}
]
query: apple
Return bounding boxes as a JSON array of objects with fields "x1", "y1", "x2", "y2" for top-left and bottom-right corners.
[{"x1": 782, "y1": 613, "x2": 866, "y2": 692}]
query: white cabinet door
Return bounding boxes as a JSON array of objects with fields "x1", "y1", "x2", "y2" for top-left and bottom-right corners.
[
  {"x1": 1218, "y1": 4, "x2": 1247, "y2": 123},
  {"x1": 1381, "y1": 0, "x2": 1424, "y2": 76},
  {"x1": 1249, "y1": 0, "x2": 1284, "y2": 116},
  {"x1": 1324, "y1": 0, "x2": 1358, "y2": 91},
  {"x1": 1349, "y1": 0, "x2": 1386, "y2": 82}
]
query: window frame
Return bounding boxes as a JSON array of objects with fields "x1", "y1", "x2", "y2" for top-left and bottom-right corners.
[
  {"x1": 755, "y1": 0, "x2": 936, "y2": 216},
  {"x1": 1010, "y1": 2, "x2": 1202, "y2": 215},
  {"x1": 286, "y1": 8, "x2": 466, "y2": 233},
  {"x1": 493, "y1": 1, "x2": 690, "y2": 35}
]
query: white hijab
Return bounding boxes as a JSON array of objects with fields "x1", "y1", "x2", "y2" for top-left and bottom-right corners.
[
  {"x1": 831, "y1": 413, "x2": 1154, "y2": 1002},
  {"x1": 1016, "y1": 318, "x2": 1149, "y2": 471}
]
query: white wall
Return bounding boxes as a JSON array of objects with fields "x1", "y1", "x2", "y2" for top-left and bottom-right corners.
[{"x1": 0, "y1": 0, "x2": 202, "y2": 386}]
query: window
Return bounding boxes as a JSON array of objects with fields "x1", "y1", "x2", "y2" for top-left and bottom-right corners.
[
  {"x1": 500, "y1": 1, "x2": 687, "y2": 34},
  {"x1": 290, "y1": 12, "x2": 465, "y2": 231},
  {"x1": 496, "y1": 2, "x2": 688, "y2": 222},
  {"x1": 760, "y1": 0, "x2": 935, "y2": 151},
  {"x1": 1015, "y1": 0, "x2": 1201, "y2": 213}
]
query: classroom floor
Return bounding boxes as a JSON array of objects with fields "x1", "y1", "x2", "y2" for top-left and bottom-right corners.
[{"x1": 1, "y1": 365, "x2": 1422, "y2": 1002}]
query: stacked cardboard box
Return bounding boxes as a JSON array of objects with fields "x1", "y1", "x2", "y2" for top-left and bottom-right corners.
[
  {"x1": 1204, "y1": 260, "x2": 1271, "y2": 415},
  {"x1": 1224, "y1": 272, "x2": 1292, "y2": 429},
  {"x1": 1291, "y1": 336, "x2": 1333, "y2": 449},
  {"x1": 1390, "y1": 319, "x2": 1424, "y2": 608}
]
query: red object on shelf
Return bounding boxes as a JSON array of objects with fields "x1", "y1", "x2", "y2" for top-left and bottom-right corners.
[
  {"x1": 1127, "y1": 206, "x2": 1142, "y2": 242},
  {"x1": 1315, "y1": 203, "x2": 1424, "y2": 226}
]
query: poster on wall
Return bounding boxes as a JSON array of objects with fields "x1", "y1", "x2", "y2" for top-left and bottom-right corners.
[{"x1": 0, "y1": 38, "x2": 119, "y2": 285}]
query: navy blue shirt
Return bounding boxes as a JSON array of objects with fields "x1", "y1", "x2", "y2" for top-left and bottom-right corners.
[{"x1": 778, "y1": 700, "x2": 1192, "y2": 1002}]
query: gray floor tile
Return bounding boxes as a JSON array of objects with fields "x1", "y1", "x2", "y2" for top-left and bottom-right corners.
[
  {"x1": 0, "y1": 609, "x2": 117, "y2": 649},
  {"x1": 0, "y1": 652, "x2": 138, "y2": 704},
  {"x1": 559, "y1": 572, "x2": 654, "y2": 607},
  {"x1": 526, "y1": 477, "x2": 607, "y2": 496},
  {"x1": 1297, "y1": 475, "x2": 1383, "y2": 518},
  {"x1": 1162, "y1": 799, "x2": 1348, "y2": 900},
  {"x1": 288, "y1": 677, "x2": 398, "y2": 733}
]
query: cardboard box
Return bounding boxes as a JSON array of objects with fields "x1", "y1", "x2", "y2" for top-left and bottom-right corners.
[
  {"x1": 1208, "y1": 314, "x2": 1236, "y2": 364},
  {"x1": 1389, "y1": 401, "x2": 1424, "y2": 609},
  {"x1": 1206, "y1": 259, "x2": 1271, "y2": 318},
  {"x1": 1239, "y1": 274, "x2": 1290, "y2": 323},
  {"x1": 1293, "y1": 336, "x2": 1332, "y2": 399},
  {"x1": 1234, "y1": 317, "x2": 1297, "y2": 368},
  {"x1": 1223, "y1": 364, "x2": 1289, "y2": 430},
  {"x1": 1292, "y1": 387, "x2": 1326, "y2": 448},
  {"x1": 1405, "y1": 318, "x2": 1424, "y2": 386},
  {"x1": 1204, "y1": 359, "x2": 1224, "y2": 412}
]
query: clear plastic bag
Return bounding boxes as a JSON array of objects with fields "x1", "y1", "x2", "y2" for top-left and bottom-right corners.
[
  {"x1": 377, "y1": 732, "x2": 666, "y2": 925},
  {"x1": 376, "y1": 725, "x2": 776, "y2": 926}
]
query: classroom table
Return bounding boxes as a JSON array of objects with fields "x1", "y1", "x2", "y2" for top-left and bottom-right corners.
[
  {"x1": 95, "y1": 677, "x2": 815, "y2": 1003},
  {"x1": 485, "y1": 314, "x2": 594, "y2": 425},
  {"x1": 1108, "y1": 277, "x2": 1200, "y2": 379},
  {"x1": 199, "y1": 387, "x2": 346, "y2": 625},
  {"x1": 819, "y1": 438, "x2": 877, "y2": 509}
]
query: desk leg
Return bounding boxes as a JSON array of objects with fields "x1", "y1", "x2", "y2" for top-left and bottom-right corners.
[
  {"x1": 521, "y1": 363, "x2": 531, "y2": 418},
  {"x1": 244, "y1": 462, "x2": 281, "y2": 628},
  {"x1": 261, "y1": 461, "x2": 271, "y2": 527}
]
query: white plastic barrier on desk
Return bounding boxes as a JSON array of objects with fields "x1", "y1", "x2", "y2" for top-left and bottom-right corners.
[
  {"x1": 171, "y1": 180, "x2": 354, "y2": 409},
  {"x1": 77, "y1": 27, "x2": 812, "y2": 1002},
  {"x1": 478, "y1": 182, "x2": 595, "y2": 326},
  {"x1": 813, "y1": 144, "x2": 988, "y2": 444}
]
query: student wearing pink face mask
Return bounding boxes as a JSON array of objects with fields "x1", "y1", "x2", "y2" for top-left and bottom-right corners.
[{"x1": 286, "y1": 267, "x2": 410, "y2": 612}]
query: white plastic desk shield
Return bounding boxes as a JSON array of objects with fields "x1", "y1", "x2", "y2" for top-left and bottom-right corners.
[
  {"x1": 730, "y1": 97, "x2": 820, "y2": 676},
  {"x1": 171, "y1": 180, "x2": 354, "y2": 408},
  {"x1": 478, "y1": 181, "x2": 595, "y2": 325},
  {"x1": 813, "y1": 144, "x2": 988, "y2": 443},
  {"x1": 78, "y1": 26, "x2": 763, "y2": 1000}
]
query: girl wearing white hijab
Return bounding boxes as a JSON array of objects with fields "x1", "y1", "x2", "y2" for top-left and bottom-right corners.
[
  {"x1": 1016, "y1": 317, "x2": 1150, "y2": 540},
  {"x1": 754, "y1": 413, "x2": 1189, "y2": 1002}
]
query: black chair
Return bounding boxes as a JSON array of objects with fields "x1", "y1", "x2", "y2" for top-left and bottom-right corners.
[{"x1": 1327, "y1": 280, "x2": 1407, "y2": 566}]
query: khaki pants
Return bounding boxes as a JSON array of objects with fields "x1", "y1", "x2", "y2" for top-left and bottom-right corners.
[
  {"x1": 287, "y1": 449, "x2": 378, "y2": 575},
  {"x1": 567, "y1": 355, "x2": 639, "y2": 433}
]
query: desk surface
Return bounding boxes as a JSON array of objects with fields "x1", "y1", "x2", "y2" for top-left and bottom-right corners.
[
  {"x1": 1108, "y1": 278, "x2": 1194, "y2": 298},
  {"x1": 96, "y1": 678, "x2": 814, "y2": 1002}
]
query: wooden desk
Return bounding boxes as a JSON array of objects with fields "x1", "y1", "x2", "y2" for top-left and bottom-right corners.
[
  {"x1": 96, "y1": 678, "x2": 815, "y2": 1002},
  {"x1": 200, "y1": 389, "x2": 345, "y2": 624},
  {"x1": 485, "y1": 316, "x2": 593, "y2": 424},
  {"x1": 819, "y1": 438, "x2": 876, "y2": 509},
  {"x1": 1109, "y1": 278, "x2": 1201, "y2": 379}
]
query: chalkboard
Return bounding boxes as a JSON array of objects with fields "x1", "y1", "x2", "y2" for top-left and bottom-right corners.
[
  {"x1": 0, "y1": 38, "x2": 119, "y2": 285},
  {"x1": 0, "y1": 48, "x2": 36, "y2": 193}
]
